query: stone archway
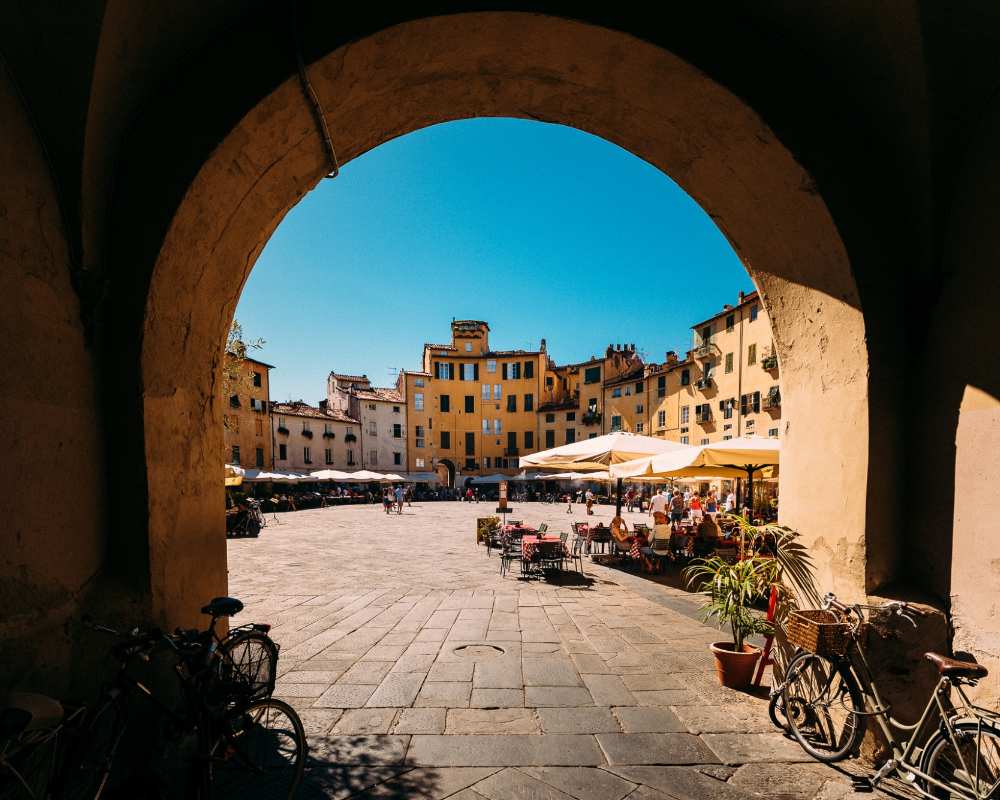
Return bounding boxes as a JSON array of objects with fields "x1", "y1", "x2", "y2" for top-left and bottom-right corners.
[
  {"x1": 142, "y1": 12, "x2": 870, "y2": 628},
  {"x1": 436, "y1": 459, "x2": 457, "y2": 490}
]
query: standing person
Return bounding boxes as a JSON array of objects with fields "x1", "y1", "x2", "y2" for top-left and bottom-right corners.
[
  {"x1": 394, "y1": 484, "x2": 405, "y2": 513},
  {"x1": 585, "y1": 488, "x2": 595, "y2": 516},
  {"x1": 724, "y1": 488, "x2": 736, "y2": 514},
  {"x1": 565, "y1": 491, "x2": 573, "y2": 515},
  {"x1": 625, "y1": 488, "x2": 634, "y2": 513},
  {"x1": 669, "y1": 491, "x2": 686, "y2": 526},
  {"x1": 690, "y1": 493, "x2": 704, "y2": 522},
  {"x1": 648, "y1": 488, "x2": 669, "y2": 525},
  {"x1": 705, "y1": 490, "x2": 718, "y2": 519},
  {"x1": 465, "y1": 487, "x2": 473, "y2": 503},
  {"x1": 474, "y1": 488, "x2": 480, "y2": 503},
  {"x1": 383, "y1": 489, "x2": 392, "y2": 514}
]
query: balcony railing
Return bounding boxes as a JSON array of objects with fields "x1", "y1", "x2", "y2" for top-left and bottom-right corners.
[
  {"x1": 692, "y1": 341, "x2": 717, "y2": 360},
  {"x1": 762, "y1": 354, "x2": 779, "y2": 371},
  {"x1": 323, "y1": 431, "x2": 336, "y2": 439},
  {"x1": 764, "y1": 389, "x2": 782, "y2": 410},
  {"x1": 582, "y1": 411, "x2": 602, "y2": 426},
  {"x1": 276, "y1": 426, "x2": 289, "y2": 435},
  {"x1": 301, "y1": 429, "x2": 313, "y2": 439},
  {"x1": 695, "y1": 377, "x2": 714, "y2": 390},
  {"x1": 344, "y1": 433, "x2": 357, "y2": 443},
  {"x1": 695, "y1": 411, "x2": 714, "y2": 424}
]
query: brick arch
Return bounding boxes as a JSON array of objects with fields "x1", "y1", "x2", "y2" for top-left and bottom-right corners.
[{"x1": 143, "y1": 13, "x2": 871, "y2": 626}]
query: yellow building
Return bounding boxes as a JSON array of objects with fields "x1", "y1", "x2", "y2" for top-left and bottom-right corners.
[
  {"x1": 272, "y1": 401, "x2": 360, "y2": 471},
  {"x1": 223, "y1": 356, "x2": 274, "y2": 469},
  {"x1": 418, "y1": 320, "x2": 547, "y2": 484},
  {"x1": 401, "y1": 369, "x2": 434, "y2": 475}
]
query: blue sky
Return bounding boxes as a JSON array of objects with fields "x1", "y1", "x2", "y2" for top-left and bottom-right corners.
[{"x1": 235, "y1": 118, "x2": 753, "y2": 403}]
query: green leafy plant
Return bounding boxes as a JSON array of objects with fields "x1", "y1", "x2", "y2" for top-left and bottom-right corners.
[{"x1": 684, "y1": 555, "x2": 778, "y2": 650}]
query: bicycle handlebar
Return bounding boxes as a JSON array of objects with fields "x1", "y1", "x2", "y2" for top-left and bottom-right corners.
[{"x1": 821, "y1": 593, "x2": 927, "y2": 630}]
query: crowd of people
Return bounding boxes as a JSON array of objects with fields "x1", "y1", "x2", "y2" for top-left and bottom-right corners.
[
  {"x1": 647, "y1": 487, "x2": 737, "y2": 525},
  {"x1": 383, "y1": 485, "x2": 413, "y2": 513}
]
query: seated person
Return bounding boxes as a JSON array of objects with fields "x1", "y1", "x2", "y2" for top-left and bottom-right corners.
[
  {"x1": 639, "y1": 523, "x2": 672, "y2": 573},
  {"x1": 694, "y1": 516, "x2": 721, "y2": 556}
]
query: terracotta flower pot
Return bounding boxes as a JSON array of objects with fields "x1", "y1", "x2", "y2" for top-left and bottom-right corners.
[{"x1": 710, "y1": 642, "x2": 761, "y2": 690}]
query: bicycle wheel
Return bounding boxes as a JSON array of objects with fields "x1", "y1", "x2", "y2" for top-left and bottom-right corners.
[
  {"x1": 920, "y1": 719, "x2": 1000, "y2": 799},
  {"x1": 782, "y1": 651, "x2": 865, "y2": 762},
  {"x1": 0, "y1": 730, "x2": 58, "y2": 800},
  {"x1": 215, "y1": 631, "x2": 278, "y2": 708},
  {"x1": 205, "y1": 699, "x2": 305, "y2": 800},
  {"x1": 53, "y1": 698, "x2": 125, "y2": 800}
]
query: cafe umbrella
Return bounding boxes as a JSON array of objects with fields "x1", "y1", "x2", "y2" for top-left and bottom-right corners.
[{"x1": 519, "y1": 432, "x2": 692, "y2": 514}]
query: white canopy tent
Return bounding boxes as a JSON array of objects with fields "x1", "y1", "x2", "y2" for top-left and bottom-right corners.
[
  {"x1": 309, "y1": 469, "x2": 353, "y2": 481},
  {"x1": 338, "y1": 470, "x2": 388, "y2": 482}
]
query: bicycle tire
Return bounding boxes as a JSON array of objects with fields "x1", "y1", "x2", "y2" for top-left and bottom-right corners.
[
  {"x1": 919, "y1": 718, "x2": 1000, "y2": 798},
  {"x1": 215, "y1": 631, "x2": 278, "y2": 707},
  {"x1": 52, "y1": 697, "x2": 125, "y2": 800},
  {"x1": 0, "y1": 729, "x2": 58, "y2": 800},
  {"x1": 782, "y1": 651, "x2": 865, "y2": 762},
  {"x1": 204, "y1": 698, "x2": 305, "y2": 800}
]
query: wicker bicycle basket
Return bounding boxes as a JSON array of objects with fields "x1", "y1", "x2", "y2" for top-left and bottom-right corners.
[{"x1": 786, "y1": 609, "x2": 851, "y2": 658}]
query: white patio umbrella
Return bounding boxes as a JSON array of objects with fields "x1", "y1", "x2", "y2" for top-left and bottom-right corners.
[
  {"x1": 381, "y1": 473, "x2": 406, "y2": 482},
  {"x1": 341, "y1": 469, "x2": 386, "y2": 482},
  {"x1": 520, "y1": 431, "x2": 692, "y2": 513},
  {"x1": 224, "y1": 463, "x2": 244, "y2": 486},
  {"x1": 310, "y1": 469, "x2": 353, "y2": 481}
]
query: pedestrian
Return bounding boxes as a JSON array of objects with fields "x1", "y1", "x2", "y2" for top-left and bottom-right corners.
[
  {"x1": 565, "y1": 492, "x2": 573, "y2": 514},
  {"x1": 405, "y1": 487, "x2": 413, "y2": 507},
  {"x1": 705, "y1": 490, "x2": 718, "y2": 519},
  {"x1": 648, "y1": 488, "x2": 668, "y2": 525},
  {"x1": 466, "y1": 487, "x2": 473, "y2": 503},
  {"x1": 690, "y1": 493, "x2": 704, "y2": 522},
  {"x1": 669, "y1": 491, "x2": 686, "y2": 526},
  {"x1": 394, "y1": 484, "x2": 405, "y2": 513},
  {"x1": 625, "y1": 488, "x2": 635, "y2": 513},
  {"x1": 585, "y1": 489, "x2": 595, "y2": 516},
  {"x1": 383, "y1": 489, "x2": 392, "y2": 514},
  {"x1": 474, "y1": 488, "x2": 480, "y2": 503},
  {"x1": 724, "y1": 489, "x2": 736, "y2": 514}
]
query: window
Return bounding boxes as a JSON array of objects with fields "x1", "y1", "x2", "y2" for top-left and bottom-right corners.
[
  {"x1": 700, "y1": 438, "x2": 710, "y2": 445},
  {"x1": 461, "y1": 363, "x2": 476, "y2": 381},
  {"x1": 366, "y1": 449, "x2": 378, "y2": 464},
  {"x1": 303, "y1": 446, "x2": 311, "y2": 464},
  {"x1": 747, "y1": 343, "x2": 757, "y2": 366},
  {"x1": 636, "y1": 422, "x2": 644, "y2": 433},
  {"x1": 657, "y1": 410, "x2": 666, "y2": 428},
  {"x1": 347, "y1": 449, "x2": 355, "y2": 466},
  {"x1": 566, "y1": 411, "x2": 576, "y2": 421},
  {"x1": 440, "y1": 394, "x2": 450, "y2": 412},
  {"x1": 636, "y1": 381, "x2": 644, "y2": 394},
  {"x1": 414, "y1": 393, "x2": 424, "y2": 410},
  {"x1": 464, "y1": 342, "x2": 472, "y2": 352},
  {"x1": 701, "y1": 325, "x2": 712, "y2": 342},
  {"x1": 255, "y1": 447, "x2": 264, "y2": 467},
  {"x1": 524, "y1": 360, "x2": 534, "y2": 379},
  {"x1": 302, "y1": 420, "x2": 311, "y2": 432},
  {"x1": 415, "y1": 425, "x2": 425, "y2": 448},
  {"x1": 231, "y1": 445, "x2": 240, "y2": 465},
  {"x1": 524, "y1": 393, "x2": 534, "y2": 412},
  {"x1": 493, "y1": 384, "x2": 502, "y2": 400},
  {"x1": 493, "y1": 419, "x2": 501, "y2": 434},
  {"x1": 465, "y1": 432, "x2": 475, "y2": 455},
  {"x1": 325, "y1": 448, "x2": 332, "y2": 464},
  {"x1": 278, "y1": 415, "x2": 286, "y2": 429},
  {"x1": 721, "y1": 398, "x2": 735, "y2": 420},
  {"x1": 681, "y1": 369, "x2": 690, "y2": 386},
  {"x1": 612, "y1": 387, "x2": 622, "y2": 398},
  {"x1": 507, "y1": 431, "x2": 517, "y2": 451},
  {"x1": 750, "y1": 304, "x2": 759, "y2": 322},
  {"x1": 636, "y1": 403, "x2": 643, "y2": 414},
  {"x1": 625, "y1": 386, "x2": 632, "y2": 396},
  {"x1": 435, "y1": 362, "x2": 455, "y2": 380},
  {"x1": 393, "y1": 452, "x2": 401, "y2": 465},
  {"x1": 482, "y1": 419, "x2": 489, "y2": 434},
  {"x1": 769, "y1": 428, "x2": 779, "y2": 437},
  {"x1": 367, "y1": 403, "x2": 377, "y2": 411},
  {"x1": 545, "y1": 430, "x2": 555, "y2": 448},
  {"x1": 611, "y1": 415, "x2": 622, "y2": 432},
  {"x1": 253, "y1": 371, "x2": 262, "y2": 387},
  {"x1": 589, "y1": 433, "x2": 597, "y2": 439},
  {"x1": 726, "y1": 314, "x2": 735, "y2": 332},
  {"x1": 681, "y1": 406, "x2": 690, "y2": 424},
  {"x1": 393, "y1": 405, "x2": 400, "y2": 413},
  {"x1": 464, "y1": 395, "x2": 475, "y2": 413},
  {"x1": 487, "y1": 359, "x2": 497, "y2": 373},
  {"x1": 507, "y1": 395, "x2": 516, "y2": 412},
  {"x1": 482, "y1": 383, "x2": 490, "y2": 401},
  {"x1": 440, "y1": 431, "x2": 451, "y2": 449},
  {"x1": 278, "y1": 443, "x2": 287, "y2": 460},
  {"x1": 545, "y1": 413, "x2": 555, "y2": 423},
  {"x1": 465, "y1": 458, "x2": 476, "y2": 469},
  {"x1": 746, "y1": 419, "x2": 755, "y2": 428},
  {"x1": 255, "y1": 417, "x2": 263, "y2": 436},
  {"x1": 484, "y1": 456, "x2": 491, "y2": 469},
  {"x1": 587, "y1": 397, "x2": 598, "y2": 413},
  {"x1": 584, "y1": 366, "x2": 601, "y2": 384},
  {"x1": 725, "y1": 353, "x2": 734, "y2": 373},
  {"x1": 524, "y1": 431, "x2": 534, "y2": 449},
  {"x1": 657, "y1": 375, "x2": 666, "y2": 398},
  {"x1": 510, "y1": 362, "x2": 521, "y2": 380},
  {"x1": 367, "y1": 421, "x2": 377, "y2": 436},
  {"x1": 680, "y1": 435, "x2": 689, "y2": 445},
  {"x1": 704, "y1": 360, "x2": 715, "y2": 379},
  {"x1": 566, "y1": 428, "x2": 576, "y2": 444},
  {"x1": 545, "y1": 376, "x2": 553, "y2": 387},
  {"x1": 415, "y1": 377, "x2": 424, "y2": 387}
]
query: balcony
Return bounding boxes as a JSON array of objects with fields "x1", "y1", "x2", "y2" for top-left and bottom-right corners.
[
  {"x1": 344, "y1": 433, "x2": 357, "y2": 443},
  {"x1": 582, "y1": 411, "x2": 602, "y2": 426},
  {"x1": 695, "y1": 410, "x2": 714, "y2": 425},
  {"x1": 762, "y1": 353, "x2": 779, "y2": 371},
  {"x1": 301, "y1": 429, "x2": 314, "y2": 439},
  {"x1": 323, "y1": 431, "x2": 336, "y2": 439},
  {"x1": 695, "y1": 376, "x2": 714, "y2": 391},
  {"x1": 763, "y1": 388, "x2": 782, "y2": 411},
  {"x1": 277, "y1": 425, "x2": 289, "y2": 435},
  {"x1": 692, "y1": 341, "x2": 717, "y2": 360}
]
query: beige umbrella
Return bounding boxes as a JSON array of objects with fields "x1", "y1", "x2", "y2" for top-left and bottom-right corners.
[{"x1": 224, "y1": 463, "x2": 244, "y2": 487}]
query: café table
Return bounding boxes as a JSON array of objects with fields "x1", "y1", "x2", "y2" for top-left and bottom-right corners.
[{"x1": 521, "y1": 535, "x2": 566, "y2": 576}]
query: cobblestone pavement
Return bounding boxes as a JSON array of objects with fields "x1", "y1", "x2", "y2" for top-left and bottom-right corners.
[{"x1": 229, "y1": 501, "x2": 895, "y2": 800}]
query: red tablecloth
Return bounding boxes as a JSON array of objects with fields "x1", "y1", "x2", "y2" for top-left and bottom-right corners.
[
  {"x1": 503, "y1": 524, "x2": 537, "y2": 536},
  {"x1": 522, "y1": 535, "x2": 564, "y2": 561}
]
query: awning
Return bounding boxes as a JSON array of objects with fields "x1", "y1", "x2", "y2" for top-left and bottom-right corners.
[
  {"x1": 519, "y1": 432, "x2": 692, "y2": 472},
  {"x1": 610, "y1": 436, "x2": 780, "y2": 480}
]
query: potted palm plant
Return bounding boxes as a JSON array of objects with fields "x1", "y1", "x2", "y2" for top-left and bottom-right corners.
[{"x1": 684, "y1": 554, "x2": 778, "y2": 689}]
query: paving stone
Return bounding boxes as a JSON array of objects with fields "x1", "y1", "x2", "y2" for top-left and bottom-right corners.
[
  {"x1": 472, "y1": 767, "x2": 576, "y2": 800},
  {"x1": 414, "y1": 627, "x2": 449, "y2": 643},
  {"x1": 728, "y1": 762, "x2": 848, "y2": 800},
  {"x1": 426, "y1": 609, "x2": 461, "y2": 628},
  {"x1": 521, "y1": 627, "x2": 562, "y2": 643},
  {"x1": 630, "y1": 689, "x2": 702, "y2": 706},
  {"x1": 274, "y1": 682, "x2": 329, "y2": 697},
  {"x1": 337, "y1": 660, "x2": 394, "y2": 684},
  {"x1": 486, "y1": 630, "x2": 523, "y2": 642},
  {"x1": 380, "y1": 631, "x2": 418, "y2": 645},
  {"x1": 301, "y1": 765, "x2": 412, "y2": 800},
  {"x1": 595, "y1": 733, "x2": 720, "y2": 766},
  {"x1": 608, "y1": 766, "x2": 757, "y2": 800},
  {"x1": 474, "y1": 659, "x2": 523, "y2": 689},
  {"x1": 537, "y1": 707, "x2": 621, "y2": 734},
  {"x1": 391, "y1": 653, "x2": 437, "y2": 674},
  {"x1": 393, "y1": 707, "x2": 447, "y2": 734},
  {"x1": 367, "y1": 673, "x2": 426, "y2": 707},
  {"x1": 670, "y1": 704, "x2": 775, "y2": 734},
  {"x1": 701, "y1": 732, "x2": 816, "y2": 765},
  {"x1": 332, "y1": 708, "x2": 398, "y2": 734},
  {"x1": 280, "y1": 669, "x2": 347, "y2": 683},
  {"x1": 613, "y1": 706, "x2": 687, "y2": 734},
  {"x1": 582, "y1": 674, "x2": 636, "y2": 706},
  {"x1": 570, "y1": 654, "x2": 612, "y2": 674},
  {"x1": 427, "y1": 661, "x2": 475, "y2": 682},
  {"x1": 309, "y1": 734, "x2": 410, "y2": 765},
  {"x1": 470, "y1": 689, "x2": 525, "y2": 708},
  {"x1": 446, "y1": 708, "x2": 542, "y2": 735},
  {"x1": 523, "y1": 657, "x2": 584, "y2": 687},
  {"x1": 406, "y1": 735, "x2": 605, "y2": 767},
  {"x1": 621, "y1": 674, "x2": 689, "y2": 691},
  {"x1": 298, "y1": 708, "x2": 344, "y2": 736},
  {"x1": 406, "y1": 640, "x2": 446, "y2": 655},
  {"x1": 414, "y1": 681, "x2": 473, "y2": 707},
  {"x1": 519, "y1": 767, "x2": 636, "y2": 800},
  {"x1": 314, "y1": 683, "x2": 377, "y2": 708},
  {"x1": 522, "y1": 642, "x2": 564, "y2": 655},
  {"x1": 525, "y1": 687, "x2": 594, "y2": 707},
  {"x1": 302, "y1": 658, "x2": 360, "y2": 672},
  {"x1": 364, "y1": 767, "x2": 500, "y2": 799},
  {"x1": 363, "y1": 644, "x2": 409, "y2": 660}
]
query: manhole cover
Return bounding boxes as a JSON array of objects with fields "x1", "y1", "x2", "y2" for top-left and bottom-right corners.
[{"x1": 452, "y1": 644, "x2": 506, "y2": 659}]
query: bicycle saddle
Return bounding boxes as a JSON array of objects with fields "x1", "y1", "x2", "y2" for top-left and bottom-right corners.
[
  {"x1": 0, "y1": 692, "x2": 63, "y2": 733},
  {"x1": 925, "y1": 652, "x2": 988, "y2": 679},
  {"x1": 201, "y1": 597, "x2": 244, "y2": 618}
]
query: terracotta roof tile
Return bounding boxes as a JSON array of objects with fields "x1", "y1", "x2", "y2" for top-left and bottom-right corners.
[{"x1": 271, "y1": 401, "x2": 358, "y2": 423}]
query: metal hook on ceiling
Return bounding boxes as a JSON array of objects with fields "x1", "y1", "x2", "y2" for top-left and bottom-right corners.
[{"x1": 291, "y1": 0, "x2": 339, "y2": 179}]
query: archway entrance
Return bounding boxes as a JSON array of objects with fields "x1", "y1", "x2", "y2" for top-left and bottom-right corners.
[
  {"x1": 436, "y1": 459, "x2": 456, "y2": 489},
  {"x1": 141, "y1": 12, "x2": 870, "y2": 629}
]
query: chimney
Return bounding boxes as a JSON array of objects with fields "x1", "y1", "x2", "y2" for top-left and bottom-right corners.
[
  {"x1": 319, "y1": 399, "x2": 328, "y2": 411},
  {"x1": 738, "y1": 290, "x2": 745, "y2": 304},
  {"x1": 540, "y1": 338, "x2": 546, "y2": 352},
  {"x1": 723, "y1": 304, "x2": 732, "y2": 311},
  {"x1": 666, "y1": 350, "x2": 677, "y2": 365}
]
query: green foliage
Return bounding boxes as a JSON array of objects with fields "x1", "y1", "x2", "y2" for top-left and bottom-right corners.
[{"x1": 684, "y1": 555, "x2": 779, "y2": 650}]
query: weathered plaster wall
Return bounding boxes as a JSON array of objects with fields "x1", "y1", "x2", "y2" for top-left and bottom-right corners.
[
  {"x1": 140, "y1": 14, "x2": 872, "y2": 628},
  {"x1": 0, "y1": 65, "x2": 106, "y2": 694}
]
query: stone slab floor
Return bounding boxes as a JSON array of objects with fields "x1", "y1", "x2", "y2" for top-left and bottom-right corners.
[{"x1": 228, "y1": 501, "x2": 898, "y2": 800}]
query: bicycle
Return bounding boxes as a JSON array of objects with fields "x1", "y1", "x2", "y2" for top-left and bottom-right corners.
[{"x1": 774, "y1": 592, "x2": 1000, "y2": 799}]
